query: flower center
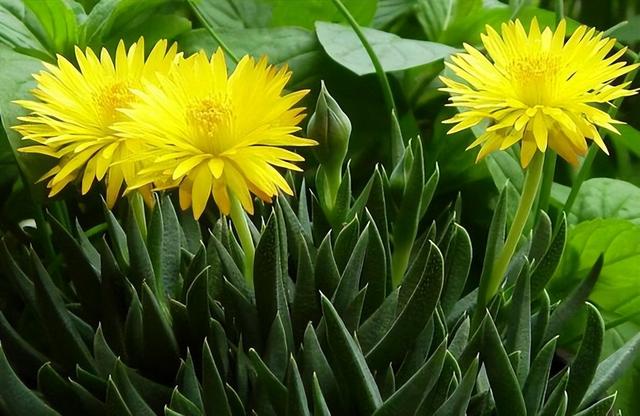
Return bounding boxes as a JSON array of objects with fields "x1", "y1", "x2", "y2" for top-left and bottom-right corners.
[
  {"x1": 93, "y1": 80, "x2": 134, "y2": 126},
  {"x1": 186, "y1": 95, "x2": 232, "y2": 152},
  {"x1": 508, "y1": 52, "x2": 561, "y2": 106}
]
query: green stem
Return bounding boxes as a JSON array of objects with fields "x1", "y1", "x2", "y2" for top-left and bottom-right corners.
[
  {"x1": 329, "y1": 0, "x2": 397, "y2": 117},
  {"x1": 129, "y1": 192, "x2": 147, "y2": 240},
  {"x1": 186, "y1": 0, "x2": 239, "y2": 64},
  {"x1": 555, "y1": 0, "x2": 564, "y2": 20},
  {"x1": 537, "y1": 151, "x2": 557, "y2": 219},
  {"x1": 558, "y1": 54, "x2": 640, "y2": 222},
  {"x1": 485, "y1": 152, "x2": 544, "y2": 305},
  {"x1": 229, "y1": 196, "x2": 254, "y2": 286}
]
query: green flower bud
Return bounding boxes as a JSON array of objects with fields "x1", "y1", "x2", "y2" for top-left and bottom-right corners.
[{"x1": 307, "y1": 81, "x2": 351, "y2": 171}]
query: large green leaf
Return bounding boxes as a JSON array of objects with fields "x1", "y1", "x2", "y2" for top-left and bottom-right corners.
[
  {"x1": 23, "y1": 0, "x2": 78, "y2": 54},
  {"x1": 177, "y1": 27, "x2": 323, "y2": 87},
  {"x1": 0, "y1": 0, "x2": 51, "y2": 56},
  {"x1": 188, "y1": 0, "x2": 377, "y2": 29},
  {"x1": 554, "y1": 219, "x2": 640, "y2": 318},
  {"x1": 315, "y1": 21, "x2": 455, "y2": 76},
  {"x1": 0, "y1": 46, "x2": 50, "y2": 184},
  {"x1": 567, "y1": 178, "x2": 640, "y2": 225},
  {"x1": 416, "y1": 0, "x2": 482, "y2": 41}
]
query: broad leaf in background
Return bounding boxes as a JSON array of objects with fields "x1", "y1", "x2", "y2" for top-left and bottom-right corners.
[
  {"x1": 23, "y1": 0, "x2": 78, "y2": 55},
  {"x1": 0, "y1": 0, "x2": 52, "y2": 58},
  {"x1": 0, "y1": 46, "x2": 51, "y2": 185},
  {"x1": 566, "y1": 179, "x2": 640, "y2": 225},
  {"x1": 188, "y1": 0, "x2": 377, "y2": 30},
  {"x1": 416, "y1": 0, "x2": 482, "y2": 41},
  {"x1": 315, "y1": 21, "x2": 455, "y2": 76},
  {"x1": 372, "y1": 0, "x2": 416, "y2": 28},
  {"x1": 177, "y1": 27, "x2": 324, "y2": 88},
  {"x1": 554, "y1": 219, "x2": 640, "y2": 318},
  {"x1": 81, "y1": 0, "x2": 189, "y2": 48}
]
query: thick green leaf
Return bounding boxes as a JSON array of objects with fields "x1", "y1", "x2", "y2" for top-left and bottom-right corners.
[
  {"x1": 291, "y1": 238, "x2": 319, "y2": 343},
  {"x1": 248, "y1": 347, "x2": 288, "y2": 414},
  {"x1": 301, "y1": 323, "x2": 339, "y2": 411},
  {"x1": 333, "y1": 225, "x2": 369, "y2": 314},
  {"x1": 314, "y1": 233, "x2": 341, "y2": 297},
  {"x1": 582, "y1": 332, "x2": 640, "y2": 407},
  {"x1": 480, "y1": 314, "x2": 526, "y2": 416},
  {"x1": 311, "y1": 374, "x2": 332, "y2": 416},
  {"x1": 416, "y1": 0, "x2": 482, "y2": 41},
  {"x1": 546, "y1": 255, "x2": 603, "y2": 340},
  {"x1": 441, "y1": 224, "x2": 472, "y2": 314},
  {"x1": 333, "y1": 215, "x2": 359, "y2": 272},
  {"x1": 106, "y1": 377, "x2": 133, "y2": 416},
  {"x1": 433, "y1": 357, "x2": 479, "y2": 416},
  {"x1": 367, "y1": 242, "x2": 443, "y2": 369},
  {"x1": 31, "y1": 249, "x2": 95, "y2": 372},
  {"x1": 315, "y1": 21, "x2": 455, "y2": 76},
  {"x1": 523, "y1": 337, "x2": 557, "y2": 415},
  {"x1": 141, "y1": 282, "x2": 179, "y2": 379},
  {"x1": 574, "y1": 394, "x2": 616, "y2": 416},
  {"x1": 37, "y1": 363, "x2": 81, "y2": 415},
  {"x1": 531, "y1": 215, "x2": 566, "y2": 298},
  {"x1": 112, "y1": 360, "x2": 156, "y2": 416},
  {"x1": 567, "y1": 304, "x2": 605, "y2": 414},
  {"x1": 373, "y1": 340, "x2": 447, "y2": 416},
  {"x1": 0, "y1": 344, "x2": 60, "y2": 416},
  {"x1": 148, "y1": 195, "x2": 182, "y2": 297},
  {"x1": 286, "y1": 357, "x2": 311, "y2": 416},
  {"x1": 506, "y1": 263, "x2": 531, "y2": 385},
  {"x1": 322, "y1": 294, "x2": 383, "y2": 414},
  {"x1": 254, "y1": 212, "x2": 293, "y2": 348},
  {"x1": 202, "y1": 339, "x2": 232, "y2": 416}
]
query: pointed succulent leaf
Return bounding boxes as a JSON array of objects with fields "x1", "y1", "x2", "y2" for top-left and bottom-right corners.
[
  {"x1": 506, "y1": 262, "x2": 531, "y2": 386},
  {"x1": 286, "y1": 356, "x2": 311, "y2": 416},
  {"x1": 37, "y1": 363, "x2": 80, "y2": 415},
  {"x1": 583, "y1": 332, "x2": 640, "y2": 407},
  {"x1": 523, "y1": 337, "x2": 558, "y2": 415},
  {"x1": 248, "y1": 348, "x2": 288, "y2": 414},
  {"x1": 432, "y1": 357, "x2": 479, "y2": 416},
  {"x1": 141, "y1": 282, "x2": 179, "y2": 379},
  {"x1": 321, "y1": 294, "x2": 383, "y2": 414},
  {"x1": 567, "y1": 303, "x2": 605, "y2": 414},
  {"x1": 480, "y1": 314, "x2": 526, "y2": 416},
  {"x1": 312, "y1": 374, "x2": 332, "y2": 416},
  {"x1": 102, "y1": 199, "x2": 129, "y2": 268},
  {"x1": 112, "y1": 360, "x2": 156, "y2": 416},
  {"x1": 31, "y1": 249, "x2": 95, "y2": 372},
  {"x1": 333, "y1": 214, "x2": 360, "y2": 271},
  {"x1": 441, "y1": 224, "x2": 472, "y2": 314},
  {"x1": 254, "y1": 212, "x2": 293, "y2": 348},
  {"x1": 530, "y1": 214, "x2": 566, "y2": 298},
  {"x1": 361, "y1": 210, "x2": 388, "y2": 319},
  {"x1": 291, "y1": 237, "x2": 319, "y2": 343},
  {"x1": 332, "y1": 225, "x2": 369, "y2": 314},
  {"x1": 545, "y1": 255, "x2": 603, "y2": 340},
  {"x1": 314, "y1": 233, "x2": 341, "y2": 297},
  {"x1": 202, "y1": 339, "x2": 232, "y2": 416},
  {"x1": 373, "y1": 339, "x2": 447, "y2": 416},
  {"x1": 367, "y1": 242, "x2": 443, "y2": 370},
  {"x1": 575, "y1": 394, "x2": 616, "y2": 416}
]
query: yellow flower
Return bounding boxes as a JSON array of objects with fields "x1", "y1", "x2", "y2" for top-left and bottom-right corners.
[
  {"x1": 14, "y1": 38, "x2": 179, "y2": 206},
  {"x1": 440, "y1": 19, "x2": 638, "y2": 167},
  {"x1": 116, "y1": 49, "x2": 316, "y2": 219}
]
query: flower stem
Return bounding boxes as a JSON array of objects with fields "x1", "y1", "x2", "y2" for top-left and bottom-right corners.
[
  {"x1": 186, "y1": 0, "x2": 239, "y2": 64},
  {"x1": 485, "y1": 152, "x2": 544, "y2": 305},
  {"x1": 537, "y1": 151, "x2": 556, "y2": 219},
  {"x1": 229, "y1": 196, "x2": 254, "y2": 286},
  {"x1": 329, "y1": 0, "x2": 397, "y2": 117}
]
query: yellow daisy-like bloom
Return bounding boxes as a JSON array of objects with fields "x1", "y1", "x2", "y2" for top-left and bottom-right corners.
[
  {"x1": 440, "y1": 19, "x2": 638, "y2": 167},
  {"x1": 14, "y1": 38, "x2": 179, "y2": 206},
  {"x1": 116, "y1": 49, "x2": 316, "y2": 219}
]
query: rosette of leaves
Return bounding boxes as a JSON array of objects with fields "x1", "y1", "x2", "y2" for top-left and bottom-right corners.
[{"x1": 0, "y1": 141, "x2": 638, "y2": 416}]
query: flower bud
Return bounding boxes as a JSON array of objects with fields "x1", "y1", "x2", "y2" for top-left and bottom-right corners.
[{"x1": 307, "y1": 81, "x2": 351, "y2": 171}]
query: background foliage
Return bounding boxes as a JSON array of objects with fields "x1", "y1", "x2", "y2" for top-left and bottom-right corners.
[{"x1": 1, "y1": 0, "x2": 640, "y2": 414}]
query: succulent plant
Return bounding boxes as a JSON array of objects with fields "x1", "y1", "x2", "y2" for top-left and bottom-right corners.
[{"x1": 0, "y1": 133, "x2": 637, "y2": 416}]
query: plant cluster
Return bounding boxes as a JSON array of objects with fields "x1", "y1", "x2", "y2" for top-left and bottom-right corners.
[{"x1": 1, "y1": 0, "x2": 640, "y2": 415}]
